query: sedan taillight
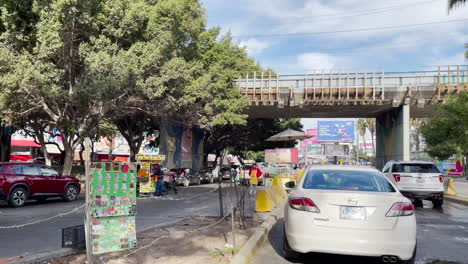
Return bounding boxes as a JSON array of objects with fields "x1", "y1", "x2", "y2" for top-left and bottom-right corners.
[
  {"x1": 289, "y1": 198, "x2": 320, "y2": 213},
  {"x1": 438, "y1": 175, "x2": 444, "y2": 183},
  {"x1": 386, "y1": 202, "x2": 415, "y2": 217},
  {"x1": 392, "y1": 174, "x2": 401, "y2": 182}
]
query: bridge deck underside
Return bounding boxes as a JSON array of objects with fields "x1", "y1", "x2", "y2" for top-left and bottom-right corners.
[{"x1": 241, "y1": 85, "x2": 467, "y2": 118}]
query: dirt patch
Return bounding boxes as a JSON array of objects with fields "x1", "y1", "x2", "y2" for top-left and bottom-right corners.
[{"x1": 34, "y1": 216, "x2": 260, "y2": 264}]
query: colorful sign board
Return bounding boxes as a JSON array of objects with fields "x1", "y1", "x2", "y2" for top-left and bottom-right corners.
[
  {"x1": 435, "y1": 160, "x2": 464, "y2": 176},
  {"x1": 317, "y1": 121, "x2": 355, "y2": 142},
  {"x1": 91, "y1": 216, "x2": 137, "y2": 254},
  {"x1": 265, "y1": 148, "x2": 298, "y2": 163},
  {"x1": 90, "y1": 162, "x2": 137, "y2": 255},
  {"x1": 135, "y1": 154, "x2": 166, "y2": 161}
]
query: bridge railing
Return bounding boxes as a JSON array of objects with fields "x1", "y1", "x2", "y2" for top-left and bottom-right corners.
[{"x1": 235, "y1": 65, "x2": 468, "y2": 103}]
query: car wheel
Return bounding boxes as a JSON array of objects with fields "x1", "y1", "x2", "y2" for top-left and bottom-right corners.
[
  {"x1": 413, "y1": 199, "x2": 423, "y2": 208},
  {"x1": 9, "y1": 187, "x2": 28, "y2": 208},
  {"x1": 283, "y1": 227, "x2": 300, "y2": 261},
  {"x1": 432, "y1": 199, "x2": 443, "y2": 208},
  {"x1": 64, "y1": 185, "x2": 78, "y2": 202},
  {"x1": 400, "y1": 243, "x2": 417, "y2": 264}
]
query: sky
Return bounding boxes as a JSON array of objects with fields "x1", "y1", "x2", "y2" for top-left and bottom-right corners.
[{"x1": 200, "y1": 0, "x2": 468, "y2": 130}]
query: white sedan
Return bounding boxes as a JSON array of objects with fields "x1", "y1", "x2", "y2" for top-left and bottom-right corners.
[{"x1": 284, "y1": 166, "x2": 417, "y2": 264}]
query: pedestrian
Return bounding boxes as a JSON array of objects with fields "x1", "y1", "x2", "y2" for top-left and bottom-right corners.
[
  {"x1": 231, "y1": 166, "x2": 237, "y2": 183},
  {"x1": 249, "y1": 164, "x2": 263, "y2": 195},
  {"x1": 153, "y1": 163, "x2": 164, "y2": 197}
]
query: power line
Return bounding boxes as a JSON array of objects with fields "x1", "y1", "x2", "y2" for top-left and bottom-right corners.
[
  {"x1": 248, "y1": 39, "x2": 425, "y2": 56},
  {"x1": 234, "y1": 18, "x2": 468, "y2": 38},
  {"x1": 255, "y1": 0, "x2": 437, "y2": 27}
]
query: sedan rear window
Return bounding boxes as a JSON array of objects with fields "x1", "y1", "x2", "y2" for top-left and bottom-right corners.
[
  {"x1": 392, "y1": 163, "x2": 439, "y2": 173},
  {"x1": 303, "y1": 170, "x2": 396, "y2": 192}
]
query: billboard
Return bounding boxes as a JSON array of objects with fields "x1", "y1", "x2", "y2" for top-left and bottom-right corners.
[
  {"x1": 317, "y1": 121, "x2": 355, "y2": 142},
  {"x1": 435, "y1": 160, "x2": 464, "y2": 176},
  {"x1": 265, "y1": 148, "x2": 298, "y2": 163},
  {"x1": 300, "y1": 129, "x2": 322, "y2": 155}
]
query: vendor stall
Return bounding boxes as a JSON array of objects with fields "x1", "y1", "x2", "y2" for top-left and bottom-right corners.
[{"x1": 135, "y1": 154, "x2": 166, "y2": 197}]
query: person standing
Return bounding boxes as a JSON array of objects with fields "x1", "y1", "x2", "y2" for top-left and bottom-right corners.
[
  {"x1": 249, "y1": 164, "x2": 263, "y2": 195},
  {"x1": 153, "y1": 164, "x2": 164, "y2": 197}
]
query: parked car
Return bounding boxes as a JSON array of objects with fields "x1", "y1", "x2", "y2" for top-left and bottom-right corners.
[
  {"x1": 0, "y1": 163, "x2": 81, "y2": 207},
  {"x1": 382, "y1": 160, "x2": 444, "y2": 208},
  {"x1": 220, "y1": 167, "x2": 231, "y2": 181},
  {"x1": 170, "y1": 168, "x2": 201, "y2": 187},
  {"x1": 283, "y1": 165, "x2": 417, "y2": 263},
  {"x1": 198, "y1": 169, "x2": 216, "y2": 183}
]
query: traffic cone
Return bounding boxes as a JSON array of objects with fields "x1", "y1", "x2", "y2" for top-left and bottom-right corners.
[{"x1": 445, "y1": 177, "x2": 457, "y2": 196}]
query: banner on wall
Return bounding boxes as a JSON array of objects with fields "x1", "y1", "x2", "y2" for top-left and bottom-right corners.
[
  {"x1": 265, "y1": 149, "x2": 298, "y2": 163},
  {"x1": 90, "y1": 162, "x2": 138, "y2": 255},
  {"x1": 435, "y1": 160, "x2": 464, "y2": 176}
]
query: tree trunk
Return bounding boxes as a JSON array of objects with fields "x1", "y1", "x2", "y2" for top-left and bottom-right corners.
[
  {"x1": 108, "y1": 137, "x2": 114, "y2": 162},
  {"x1": 79, "y1": 142, "x2": 85, "y2": 165},
  {"x1": 61, "y1": 139, "x2": 75, "y2": 176},
  {"x1": 370, "y1": 131, "x2": 376, "y2": 157},
  {"x1": 361, "y1": 135, "x2": 367, "y2": 157}
]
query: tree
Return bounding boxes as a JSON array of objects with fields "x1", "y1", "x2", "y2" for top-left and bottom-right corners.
[
  {"x1": 465, "y1": 43, "x2": 467, "y2": 59},
  {"x1": 0, "y1": 0, "x2": 206, "y2": 175},
  {"x1": 449, "y1": 0, "x2": 467, "y2": 11},
  {"x1": 421, "y1": 91, "x2": 468, "y2": 172},
  {"x1": 365, "y1": 118, "x2": 376, "y2": 156},
  {"x1": 0, "y1": 121, "x2": 12, "y2": 162},
  {"x1": 357, "y1": 119, "x2": 368, "y2": 156}
]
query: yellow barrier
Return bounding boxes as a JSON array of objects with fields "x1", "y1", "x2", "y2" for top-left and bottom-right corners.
[
  {"x1": 255, "y1": 177, "x2": 290, "y2": 212},
  {"x1": 445, "y1": 177, "x2": 457, "y2": 195},
  {"x1": 255, "y1": 189, "x2": 275, "y2": 212}
]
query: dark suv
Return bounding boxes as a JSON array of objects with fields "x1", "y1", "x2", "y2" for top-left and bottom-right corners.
[{"x1": 0, "y1": 163, "x2": 81, "y2": 207}]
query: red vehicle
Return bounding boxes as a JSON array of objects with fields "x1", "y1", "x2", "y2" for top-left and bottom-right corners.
[{"x1": 0, "y1": 163, "x2": 81, "y2": 207}]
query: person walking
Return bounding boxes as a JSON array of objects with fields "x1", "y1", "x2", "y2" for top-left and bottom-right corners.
[{"x1": 153, "y1": 164, "x2": 164, "y2": 197}]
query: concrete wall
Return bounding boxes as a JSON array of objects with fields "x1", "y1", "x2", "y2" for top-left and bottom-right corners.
[{"x1": 375, "y1": 104, "x2": 410, "y2": 169}]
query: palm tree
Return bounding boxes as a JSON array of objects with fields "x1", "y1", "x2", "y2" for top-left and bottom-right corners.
[
  {"x1": 365, "y1": 118, "x2": 376, "y2": 157},
  {"x1": 449, "y1": 0, "x2": 467, "y2": 11},
  {"x1": 357, "y1": 119, "x2": 368, "y2": 157}
]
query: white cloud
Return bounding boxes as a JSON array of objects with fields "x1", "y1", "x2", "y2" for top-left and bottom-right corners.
[
  {"x1": 235, "y1": 0, "x2": 468, "y2": 48},
  {"x1": 240, "y1": 38, "x2": 272, "y2": 54},
  {"x1": 296, "y1": 52, "x2": 345, "y2": 71},
  {"x1": 427, "y1": 52, "x2": 467, "y2": 66}
]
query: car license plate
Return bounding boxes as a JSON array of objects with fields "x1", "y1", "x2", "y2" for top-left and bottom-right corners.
[
  {"x1": 340, "y1": 206, "x2": 366, "y2": 220},
  {"x1": 416, "y1": 178, "x2": 425, "y2": 183}
]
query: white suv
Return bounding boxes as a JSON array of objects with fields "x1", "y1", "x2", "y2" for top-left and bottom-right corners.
[{"x1": 382, "y1": 161, "x2": 444, "y2": 208}]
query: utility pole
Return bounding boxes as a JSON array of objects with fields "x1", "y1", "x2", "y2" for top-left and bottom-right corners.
[{"x1": 84, "y1": 137, "x2": 93, "y2": 264}]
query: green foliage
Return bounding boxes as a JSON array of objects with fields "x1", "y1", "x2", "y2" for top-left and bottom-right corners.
[
  {"x1": 206, "y1": 118, "x2": 303, "y2": 160},
  {"x1": 421, "y1": 91, "x2": 468, "y2": 159}
]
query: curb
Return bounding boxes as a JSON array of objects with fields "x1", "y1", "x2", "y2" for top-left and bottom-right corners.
[
  {"x1": 231, "y1": 199, "x2": 286, "y2": 264},
  {"x1": 7, "y1": 248, "x2": 82, "y2": 264},
  {"x1": 445, "y1": 195, "x2": 468, "y2": 206}
]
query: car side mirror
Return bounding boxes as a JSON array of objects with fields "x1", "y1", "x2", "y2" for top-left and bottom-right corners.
[{"x1": 285, "y1": 181, "x2": 296, "y2": 189}]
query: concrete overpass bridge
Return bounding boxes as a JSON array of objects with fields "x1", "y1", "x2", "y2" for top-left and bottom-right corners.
[{"x1": 234, "y1": 65, "x2": 468, "y2": 168}]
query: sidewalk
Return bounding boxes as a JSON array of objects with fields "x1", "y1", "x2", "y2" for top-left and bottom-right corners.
[{"x1": 446, "y1": 178, "x2": 468, "y2": 205}]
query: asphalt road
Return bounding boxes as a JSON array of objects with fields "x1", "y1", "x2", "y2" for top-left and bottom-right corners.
[
  {"x1": 0, "y1": 183, "x2": 244, "y2": 259},
  {"x1": 251, "y1": 200, "x2": 468, "y2": 264}
]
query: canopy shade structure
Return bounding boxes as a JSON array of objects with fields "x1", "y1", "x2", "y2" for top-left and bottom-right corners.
[{"x1": 266, "y1": 128, "x2": 314, "y2": 142}]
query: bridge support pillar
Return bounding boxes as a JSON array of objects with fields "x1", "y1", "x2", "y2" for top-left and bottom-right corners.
[{"x1": 375, "y1": 104, "x2": 410, "y2": 169}]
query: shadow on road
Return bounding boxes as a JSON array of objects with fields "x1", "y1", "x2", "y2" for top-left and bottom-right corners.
[
  {"x1": 269, "y1": 218, "x2": 383, "y2": 264},
  {"x1": 0, "y1": 195, "x2": 84, "y2": 209}
]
